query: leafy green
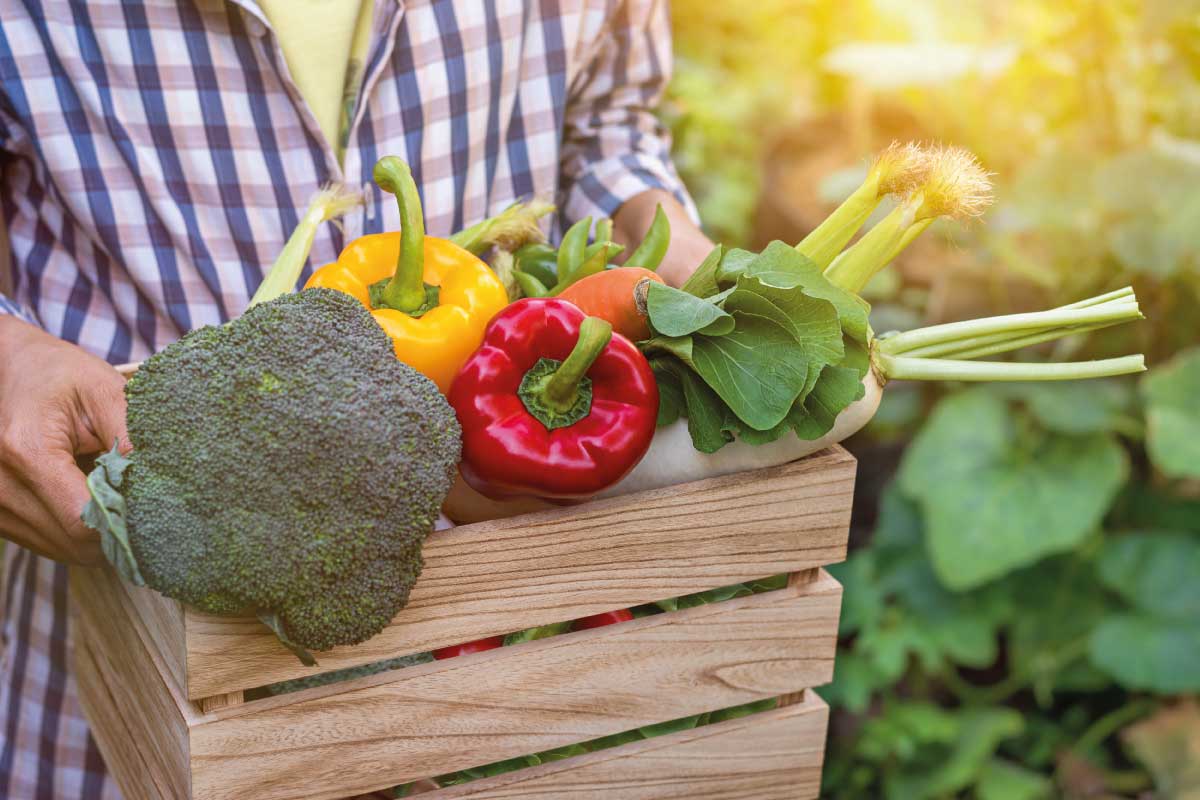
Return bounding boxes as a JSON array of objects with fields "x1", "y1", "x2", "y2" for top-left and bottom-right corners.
[
  {"x1": 82, "y1": 444, "x2": 144, "y2": 586},
  {"x1": 1097, "y1": 532, "x2": 1200, "y2": 619},
  {"x1": 642, "y1": 243, "x2": 860, "y2": 450},
  {"x1": 898, "y1": 390, "x2": 1128, "y2": 589},
  {"x1": 644, "y1": 281, "x2": 733, "y2": 336},
  {"x1": 1089, "y1": 614, "x2": 1200, "y2": 693},
  {"x1": 1141, "y1": 347, "x2": 1200, "y2": 479}
]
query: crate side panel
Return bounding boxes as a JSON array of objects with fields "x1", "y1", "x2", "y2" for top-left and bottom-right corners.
[
  {"x1": 188, "y1": 572, "x2": 841, "y2": 800},
  {"x1": 71, "y1": 568, "x2": 192, "y2": 798},
  {"x1": 430, "y1": 693, "x2": 829, "y2": 800},
  {"x1": 115, "y1": 572, "x2": 187, "y2": 690},
  {"x1": 74, "y1": 642, "x2": 180, "y2": 800},
  {"x1": 184, "y1": 449, "x2": 856, "y2": 698}
]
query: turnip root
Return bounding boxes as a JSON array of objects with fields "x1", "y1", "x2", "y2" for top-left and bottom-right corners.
[
  {"x1": 440, "y1": 373, "x2": 882, "y2": 523},
  {"x1": 596, "y1": 371, "x2": 883, "y2": 499}
]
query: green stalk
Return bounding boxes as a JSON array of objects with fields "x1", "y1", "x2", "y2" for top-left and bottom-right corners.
[
  {"x1": 823, "y1": 196, "x2": 920, "y2": 293},
  {"x1": 544, "y1": 318, "x2": 612, "y2": 408},
  {"x1": 517, "y1": 317, "x2": 613, "y2": 430},
  {"x1": 876, "y1": 352, "x2": 1146, "y2": 382},
  {"x1": 796, "y1": 176, "x2": 886, "y2": 270},
  {"x1": 449, "y1": 199, "x2": 554, "y2": 255},
  {"x1": 936, "y1": 320, "x2": 1121, "y2": 360},
  {"x1": 878, "y1": 304, "x2": 1142, "y2": 356},
  {"x1": 248, "y1": 185, "x2": 363, "y2": 308},
  {"x1": 881, "y1": 217, "x2": 933, "y2": 265},
  {"x1": 893, "y1": 290, "x2": 1138, "y2": 359},
  {"x1": 373, "y1": 157, "x2": 429, "y2": 313}
]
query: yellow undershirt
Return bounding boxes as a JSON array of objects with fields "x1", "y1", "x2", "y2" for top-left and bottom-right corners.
[{"x1": 258, "y1": 0, "x2": 374, "y2": 162}]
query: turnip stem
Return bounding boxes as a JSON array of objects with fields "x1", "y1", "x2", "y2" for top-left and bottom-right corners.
[
  {"x1": 879, "y1": 304, "x2": 1142, "y2": 355},
  {"x1": 895, "y1": 289, "x2": 1138, "y2": 359},
  {"x1": 877, "y1": 352, "x2": 1146, "y2": 382},
  {"x1": 933, "y1": 322, "x2": 1116, "y2": 360}
]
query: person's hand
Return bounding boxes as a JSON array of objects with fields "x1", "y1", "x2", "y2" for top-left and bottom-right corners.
[
  {"x1": 0, "y1": 316, "x2": 129, "y2": 563},
  {"x1": 613, "y1": 189, "x2": 715, "y2": 288}
]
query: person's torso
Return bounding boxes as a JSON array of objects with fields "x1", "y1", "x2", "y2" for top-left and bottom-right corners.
[{"x1": 0, "y1": 0, "x2": 614, "y2": 361}]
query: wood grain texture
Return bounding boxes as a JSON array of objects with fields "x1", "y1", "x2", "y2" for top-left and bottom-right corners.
[
  {"x1": 115, "y1": 576, "x2": 187, "y2": 692},
  {"x1": 182, "y1": 448, "x2": 856, "y2": 698},
  {"x1": 75, "y1": 643, "x2": 164, "y2": 800},
  {"x1": 428, "y1": 693, "x2": 829, "y2": 800},
  {"x1": 71, "y1": 568, "x2": 195, "y2": 799},
  {"x1": 185, "y1": 571, "x2": 842, "y2": 800}
]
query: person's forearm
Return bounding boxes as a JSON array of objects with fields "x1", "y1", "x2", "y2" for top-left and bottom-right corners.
[{"x1": 612, "y1": 189, "x2": 714, "y2": 287}]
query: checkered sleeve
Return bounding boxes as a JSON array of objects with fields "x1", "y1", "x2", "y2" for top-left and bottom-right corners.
[
  {"x1": 0, "y1": 108, "x2": 36, "y2": 327},
  {"x1": 557, "y1": 0, "x2": 698, "y2": 229}
]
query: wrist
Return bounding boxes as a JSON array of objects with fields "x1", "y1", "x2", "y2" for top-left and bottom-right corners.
[{"x1": 613, "y1": 190, "x2": 714, "y2": 287}]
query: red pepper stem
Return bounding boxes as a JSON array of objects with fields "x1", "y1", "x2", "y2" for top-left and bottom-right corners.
[
  {"x1": 373, "y1": 156, "x2": 428, "y2": 313},
  {"x1": 544, "y1": 317, "x2": 612, "y2": 409}
]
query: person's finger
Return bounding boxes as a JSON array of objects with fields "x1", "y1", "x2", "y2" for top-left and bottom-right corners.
[
  {"x1": 0, "y1": 503, "x2": 98, "y2": 564},
  {"x1": 73, "y1": 364, "x2": 131, "y2": 456},
  {"x1": 2, "y1": 419, "x2": 104, "y2": 564}
]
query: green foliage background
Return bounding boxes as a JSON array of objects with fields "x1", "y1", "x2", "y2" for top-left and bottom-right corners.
[{"x1": 667, "y1": 1, "x2": 1200, "y2": 797}]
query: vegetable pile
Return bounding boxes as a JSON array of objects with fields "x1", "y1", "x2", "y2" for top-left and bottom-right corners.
[{"x1": 83, "y1": 142, "x2": 1151, "y2": 666}]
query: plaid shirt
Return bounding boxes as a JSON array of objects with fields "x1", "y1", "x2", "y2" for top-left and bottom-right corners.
[{"x1": 0, "y1": 1, "x2": 691, "y2": 796}]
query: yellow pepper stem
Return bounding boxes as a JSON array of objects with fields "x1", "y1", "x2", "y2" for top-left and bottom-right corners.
[{"x1": 373, "y1": 156, "x2": 432, "y2": 314}]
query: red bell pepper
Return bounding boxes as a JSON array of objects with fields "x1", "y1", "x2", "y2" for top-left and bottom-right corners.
[
  {"x1": 572, "y1": 609, "x2": 634, "y2": 630},
  {"x1": 432, "y1": 635, "x2": 505, "y2": 660},
  {"x1": 448, "y1": 298, "x2": 658, "y2": 500}
]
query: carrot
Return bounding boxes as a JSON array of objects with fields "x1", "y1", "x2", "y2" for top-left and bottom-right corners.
[{"x1": 557, "y1": 267, "x2": 665, "y2": 341}]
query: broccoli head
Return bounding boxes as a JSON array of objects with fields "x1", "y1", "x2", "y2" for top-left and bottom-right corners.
[{"x1": 83, "y1": 288, "x2": 461, "y2": 663}]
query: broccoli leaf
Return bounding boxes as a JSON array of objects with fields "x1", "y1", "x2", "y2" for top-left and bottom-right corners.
[
  {"x1": 258, "y1": 612, "x2": 317, "y2": 667},
  {"x1": 82, "y1": 444, "x2": 145, "y2": 587}
]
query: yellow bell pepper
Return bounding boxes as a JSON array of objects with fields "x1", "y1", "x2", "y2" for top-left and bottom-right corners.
[{"x1": 306, "y1": 157, "x2": 508, "y2": 392}]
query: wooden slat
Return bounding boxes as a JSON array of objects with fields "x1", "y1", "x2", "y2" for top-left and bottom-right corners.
[
  {"x1": 186, "y1": 571, "x2": 841, "y2": 800},
  {"x1": 428, "y1": 693, "x2": 829, "y2": 800},
  {"x1": 75, "y1": 643, "x2": 165, "y2": 800},
  {"x1": 71, "y1": 568, "x2": 195, "y2": 799},
  {"x1": 116, "y1": 577, "x2": 187, "y2": 691},
  {"x1": 182, "y1": 448, "x2": 855, "y2": 698}
]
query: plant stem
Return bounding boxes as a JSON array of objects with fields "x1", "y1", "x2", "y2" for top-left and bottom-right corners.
[
  {"x1": 895, "y1": 290, "x2": 1138, "y2": 359},
  {"x1": 879, "y1": 304, "x2": 1141, "y2": 356},
  {"x1": 374, "y1": 157, "x2": 428, "y2": 313},
  {"x1": 876, "y1": 352, "x2": 1146, "y2": 382},
  {"x1": 248, "y1": 185, "x2": 362, "y2": 308},
  {"x1": 824, "y1": 196, "x2": 919, "y2": 293},
  {"x1": 544, "y1": 317, "x2": 612, "y2": 408},
  {"x1": 795, "y1": 176, "x2": 884, "y2": 270}
]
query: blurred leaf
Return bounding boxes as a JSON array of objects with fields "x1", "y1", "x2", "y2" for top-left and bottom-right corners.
[
  {"x1": 1142, "y1": 347, "x2": 1200, "y2": 479},
  {"x1": 881, "y1": 707, "x2": 1024, "y2": 799},
  {"x1": 899, "y1": 390, "x2": 1128, "y2": 589},
  {"x1": 996, "y1": 380, "x2": 1138, "y2": 435},
  {"x1": 1007, "y1": 556, "x2": 1118, "y2": 702},
  {"x1": 1122, "y1": 700, "x2": 1200, "y2": 800},
  {"x1": 1098, "y1": 532, "x2": 1200, "y2": 619},
  {"x1": 1090, "y1": 614, "x2": 1200, "y2": 693},
  {"x1": 820, "y1": 650, "x2": 890, "y2": 714},
  {"x1": 976, "y1": 758, "x2": 1054, "y2": 800}
]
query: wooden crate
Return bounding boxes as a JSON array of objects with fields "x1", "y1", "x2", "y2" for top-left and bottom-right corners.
[{"x1": 71, "y1": 447, "x2": 855, "y2": 800}]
